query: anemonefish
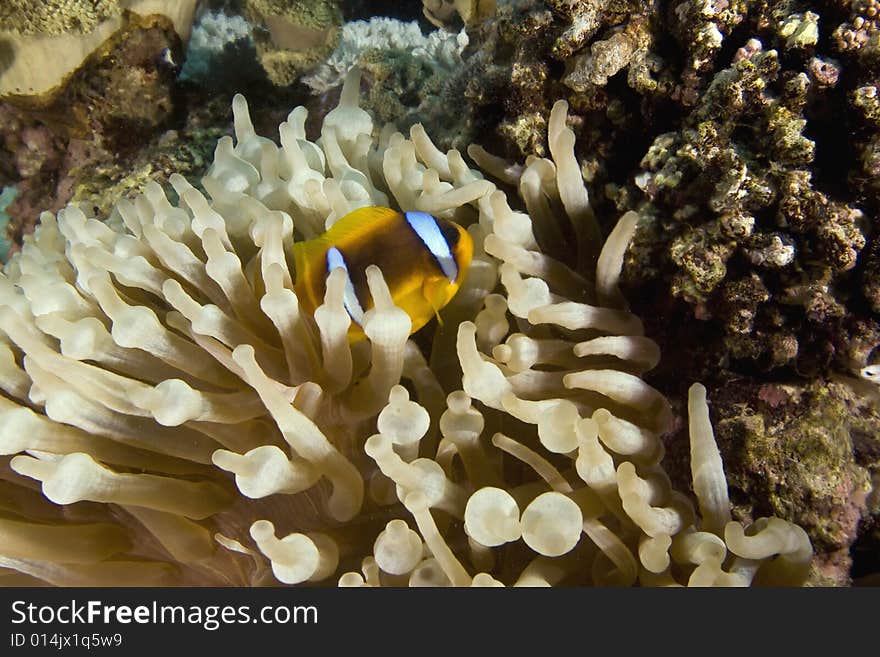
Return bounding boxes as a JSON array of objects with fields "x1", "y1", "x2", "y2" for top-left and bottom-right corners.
[{"x1": 292, "y1": 206, "x2": 473, "y2": 341}]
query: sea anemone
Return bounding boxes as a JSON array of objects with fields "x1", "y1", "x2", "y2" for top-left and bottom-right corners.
[{"x1": 0, "y1": 69, "x2": 810, "y2": 587}]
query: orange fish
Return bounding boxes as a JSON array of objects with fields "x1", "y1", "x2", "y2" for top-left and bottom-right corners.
[{"x1": 292, "y1": 206, "x2": 473, "y2": 340}]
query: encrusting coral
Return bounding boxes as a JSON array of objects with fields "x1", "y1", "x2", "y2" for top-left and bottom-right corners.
[
  {"x1": 0, "y1": 69, "x2": 811, "y2": 587},
  {"x1": 241, "y1": 0, "x2": 343, "y2": 87},
  {"x1": 625, "y1": 38, "x2": 872, "y2": 375},
  {"x1": 0, "y1": 0, "x2": 199, "y2": 101},
  {"x1": 689, "y1": 378, "x2": 874, "y2": 585}
]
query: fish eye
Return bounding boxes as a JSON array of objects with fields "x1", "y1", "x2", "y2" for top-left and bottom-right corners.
[{"x1": 436, "y1": 217, "x2": 460, "y2": 249}]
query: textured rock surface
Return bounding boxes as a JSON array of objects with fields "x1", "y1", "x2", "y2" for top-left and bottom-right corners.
[
  {"x1": 0, "y1": 18, "x2": 187, "y2": 256},
  {"x1": 242, "y1": 0, "x2": 342, "y2": 86},
  {"x1": 662, "y1": 378, "x2": 878, "y2": 586}
]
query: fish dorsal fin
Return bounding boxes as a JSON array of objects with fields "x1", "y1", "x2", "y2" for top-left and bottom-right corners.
[{"x1": 323, "y1": 206, "x2": 401, "y2": 244}]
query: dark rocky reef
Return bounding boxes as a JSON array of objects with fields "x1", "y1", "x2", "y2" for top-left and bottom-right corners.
[
  {"x1": 0, "y1": 15, "x2": 187, "y2": 255},
  {"x1": 416, "y1": 1, "x2": 879, "y2": 381},
  {"x1": 663, "y1": 376, "x2": 879, "y2": 585}
]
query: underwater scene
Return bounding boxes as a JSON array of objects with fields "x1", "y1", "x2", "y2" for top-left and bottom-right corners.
[{"x1": 0, "y1": 0, "x2": 877, "y2": 588}]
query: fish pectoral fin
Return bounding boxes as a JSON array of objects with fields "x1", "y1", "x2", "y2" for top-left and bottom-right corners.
[{"x1": 422, "y1": 278, "x2": 449, "y2": 326}]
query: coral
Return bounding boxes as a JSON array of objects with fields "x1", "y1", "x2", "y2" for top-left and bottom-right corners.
[
  {"x1": 664, "y1": 378, "x2": 876, "y2": 586},
  {"x1": 669, "y1": 0, "x2": 748, "y2": 75},
  {"x1": 624, "y1": 41, "x2": 870, "y2": 374},
  {"x1": 563, "y1": 19, "x2": 653, "y2": 91},
  {"x1": 301, "y1": 1, "x2": 583, "y2": 160},
  {"x1": 68, "y1": 99, "x2": 229, "y2": 219},
  {"x1": 179, "y1": 11, "x2": 257, "y2": 84},
  {"x1": 301, "y1": 18, "x2": 473, "y2": 150},
  {"x1": 0, "y1": 103, "x2": 73, "y2": 255},
  {"x1": 242, "y1": 0, "x2": 342, "y2": 86},
  {"x1": 0, "y1": 15, "x2": 194, "y2": 259},
  {"x1": 301, "y1": 18, "x2": 468, "y2": 97},
  {"x1": 833, "y1": 0, "x2": 880, "y2": 63},
  {"x1": 359, "y1": 0, "x2": 879, "y2": 224},
  {"x1": 303, "y1": 0, "x2": 566, "y2": 160},
  {"x1": 0, "y1": 1, "x2": 122, "y2": 37},
  {"x1": 544, "y1": 0, "x2": 645, "y2": 61},
  {"x1": 0, "y1": 12, "x2": 186, "y2": 145},
  {"x1": 301, "y1": 15, "x2": 525, "y2": 156},
  {"x1": 423, "y1": 0, "x2": 462, "y2": 28},
  {"x1": 0, "y1": 70, "x2": 810, "y2": 587},
  {"x1": 0, "y1": 1, "x2": 198, "y2": 100},
  {"x1": 863, "y1": 237, "x2": 880, "y2": 313},
  {"x1": 450, "y1": 0, "x2": 663, "y2": 162},
  {"x1": 423, "y1": 0, "x2": 497, "y2": 28},
  {"x1": 464, "y1": 0, "x2": 561, "y2": 158},
  {"x1": 0, "y1": 186, "x2": 16, "y2": 261},
  {"x1": 848, "y1": 374, "x2": 880, "y2": 583},
  {"x1": 777, "y1": 11, "x2": 820, "y2": 49}
]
